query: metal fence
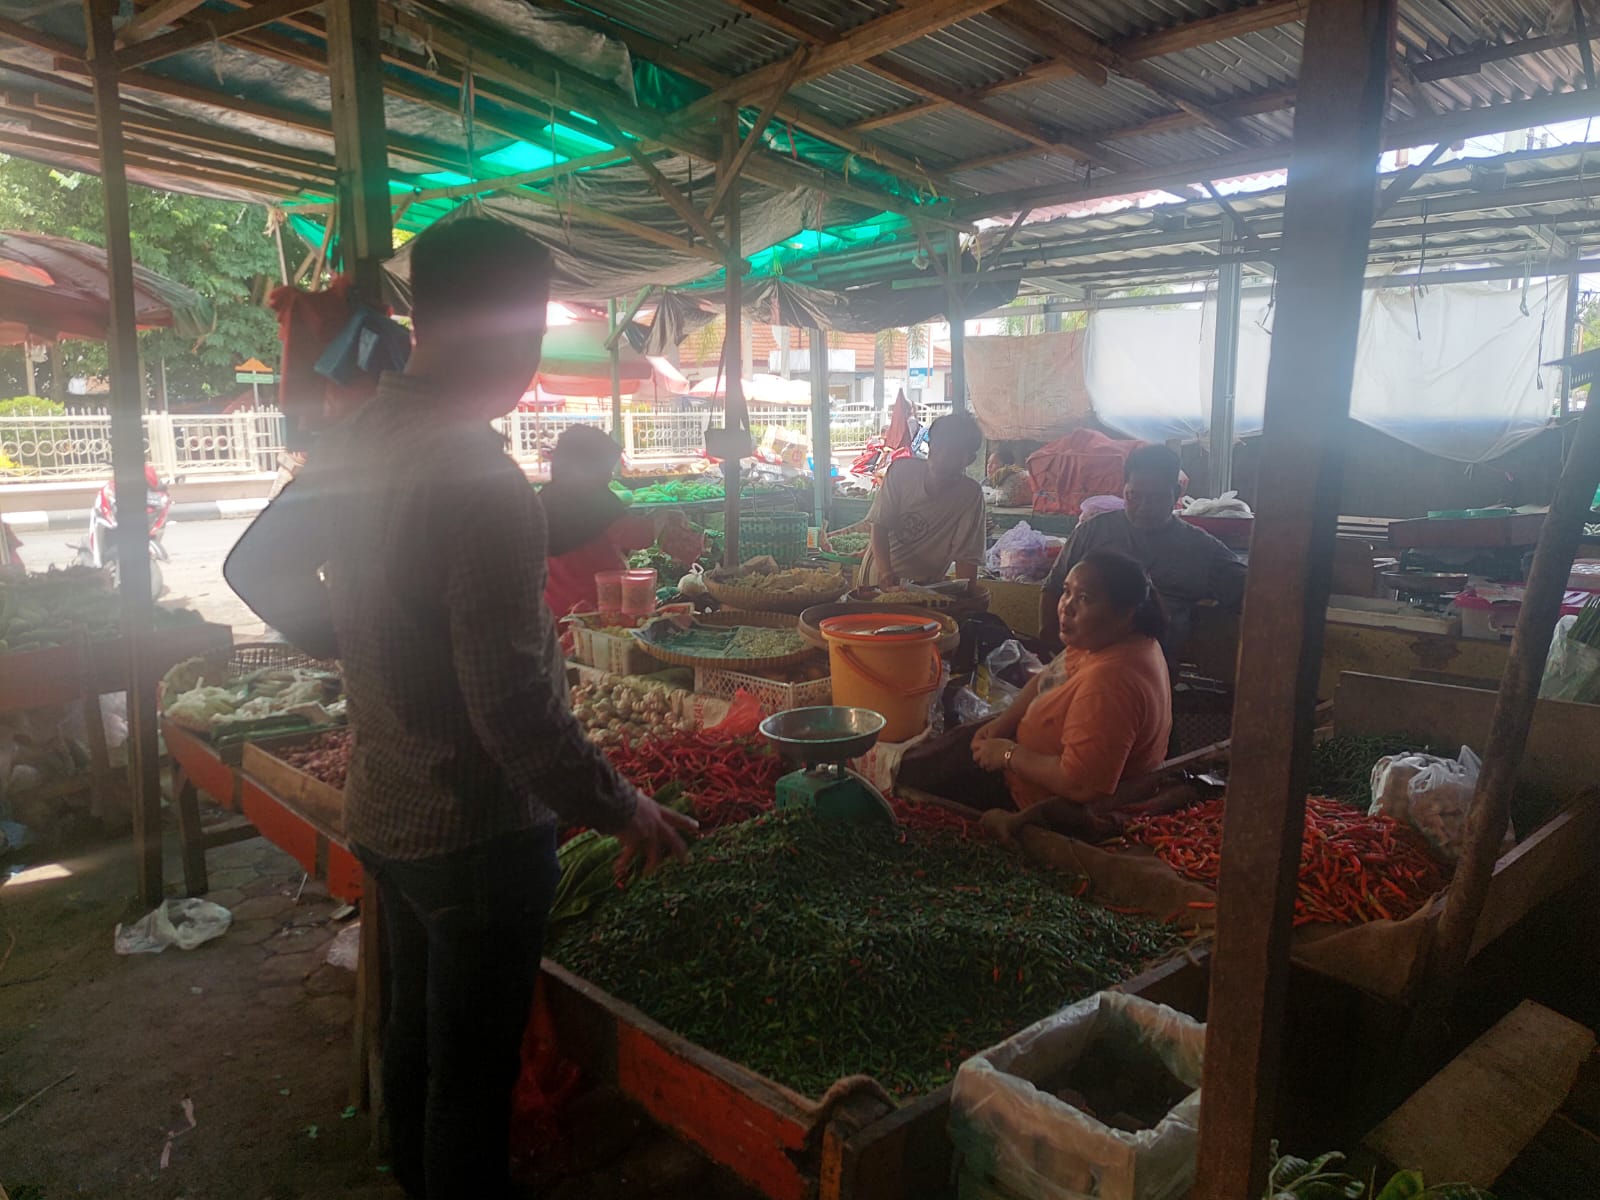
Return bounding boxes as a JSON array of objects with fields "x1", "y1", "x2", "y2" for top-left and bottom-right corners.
[
  {"x1": 499, "y1": 402, "x2": 875, "y2": 472},
  {"x1": 1, "y1": 401, "x2": 877, "y2": 483},
  {"x1": 0, "y1": 407, "x2": 286, "y2": 481}
]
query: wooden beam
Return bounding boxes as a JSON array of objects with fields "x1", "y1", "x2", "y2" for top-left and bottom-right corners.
[
  {"x1": 0, "y1": 14, "x2": 81, "y2": 57},
  {"x1": 866, "y1": 54, "x2": 1128, "y2": 167},
  {"x1": 603, "y1": 284, "x2": 652, "y2": 350},
  {"x1": 994, "y1": 0, "x2": 1259, "y2": 144},
  {"x1": 528, "y1": 0, "x2": 946, "y2": 189},
  {"x1": 512, "y1": 182, "x2": 727, "y2": 264},
  {"x1": 588, "y1": 112, "x2": 730, "y2": 257},
  {"x1": 840, "y1": 0, "x2": 1305, "y2": 135},
  {"x1": 1192, "y1": 1, "x2": 1397, "y2": 1198},
  {"x1": 389, "y1": 2, "x2": 962, "y2": 226},
  {"x1": 953, "y1": 85, "x2": 1600, "y2": 219},
  {"x1": 1118, "y1": 0, "x2": 1307, "y2": 61},
  {"x1": 4, "y1": 100, "x2": 330, "y2": 189},
  {"x1": 115, "y1": 0, "x2": 208, "y2": 44},
  {"x1": 115, "y1": 0, "x2": 325, "y2": 70},
  {"x1": 703, "y1": 48, "x2": 808, "y2": 222},
  {"x1": 0, "y1": 125, "x2": 303, "y2": 195},
  {"x1": 1410, "y1": 30, "x2": 1593, "y2": 83},
  {"x1": 85, "y1": 0, "x2": 164, "y2": 910},
  {"x1": 325, "y1": 0, "x2": 392, "y2": 300},
  {"x1": 681, "y1": 0, "x2": 1011, "y2": 118}
]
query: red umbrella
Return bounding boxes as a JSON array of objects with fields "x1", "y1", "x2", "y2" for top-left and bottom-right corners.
[{"x1": 0, "y1": 230, "x2": 213, "y2": 344}]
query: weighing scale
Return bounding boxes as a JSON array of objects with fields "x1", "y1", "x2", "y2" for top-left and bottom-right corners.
[{"x1": 759, "y1": 706, "x2": 897, "y2": 825}]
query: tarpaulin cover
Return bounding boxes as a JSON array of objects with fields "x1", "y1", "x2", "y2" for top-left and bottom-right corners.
[
  {"x1": 1027, "y1": 429, "x2": 1143, "y2": 516},
  {"x1": 380, "y1": 173, "x2": 819, "y2": 305},
  {"x1": 1085, "y1": 278, "x2": 1566, "y2": 464},
  {"x1": 966, "y1": 330, "x2": 1092, "y2": 441},
  {"x1": 0, "y1": 230, "x2": 213, "y2": 344}
]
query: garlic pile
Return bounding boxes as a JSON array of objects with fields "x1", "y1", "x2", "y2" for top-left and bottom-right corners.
[{"x1": 571, "y1": 679, "x2": 694, "y2": 749}]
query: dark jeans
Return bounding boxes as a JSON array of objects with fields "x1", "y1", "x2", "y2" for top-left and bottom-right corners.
[
  {"x1": 896, "y1": 722, "x2": 1016, "y2": 811},
  {"x1": 357, "y1": 827, "x2": 560, "y2": 1200}
]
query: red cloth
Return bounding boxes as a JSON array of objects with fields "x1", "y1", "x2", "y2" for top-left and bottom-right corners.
[
  {"x1": 885, "y1": 388, "x2": 916, "y2": 451},
  {"x1": 1026, "y1": 429, "x2": 1144, "y2": 516},
  {"x1": 543, "y1": 514, "x2": 655, "y2": 618},
  {"x1": 268, "y1": 275, "x2": 394, "y2": 444}
]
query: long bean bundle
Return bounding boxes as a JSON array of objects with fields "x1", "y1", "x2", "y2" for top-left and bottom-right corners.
[{"x1": 548, "y1": 810, "x2": 1187, "y2": 1097}]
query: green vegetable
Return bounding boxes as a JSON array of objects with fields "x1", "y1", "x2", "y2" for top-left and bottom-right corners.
[
  {"x1": 608, "y1": 480, "x2": 634, "y2": 504},
  {"x1": 549, "y1": 831, "x2": 623, "y2": 933},
  {"x1": 1264, "y1": 1142, "x2": 1495, "y2": 1200},
  {"x1": 1304, "y1": 733, "x2": 1444, "y2": 808},
  {"x1": 548, "y1": 810, "x2": 1186, "y2": 1097}
]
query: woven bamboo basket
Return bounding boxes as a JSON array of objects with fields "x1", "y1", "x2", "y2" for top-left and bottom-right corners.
[
  {"x1": 632, "y1": 612, "x2": 821, "y2": 671},
  {"x1": 704, "y1": 572, "x2": 849, "y2": 615}
]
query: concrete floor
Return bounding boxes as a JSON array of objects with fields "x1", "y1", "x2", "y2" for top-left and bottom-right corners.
[{"x1": 25, "y1": 515, "x2": 268, "y2": 641}]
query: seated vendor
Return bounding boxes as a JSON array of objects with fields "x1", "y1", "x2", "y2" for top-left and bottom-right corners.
[
  {"x1": 899, "y1": 551, "x2": 1173, "y2": 839},
  {"x1": 541, "y1": 425, "x2": 656, "y2": 617},
  {"x1": 1038, "y1": 444, "x2": 1245, "y2": 660},
  {"x1": 856, "y1": 412, "x2": 986, "y2": 587}
]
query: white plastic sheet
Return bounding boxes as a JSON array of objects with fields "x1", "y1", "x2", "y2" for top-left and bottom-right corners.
[
  {"x1": 113, "y1": 898, "x2": 233, "y2": 954},
  {"x1": 950, "y1": 991, "x2": 1205, "y2": 1200},
  {"x1": 1084, "y1": 279, "x2": 1564, "y2": 464}
]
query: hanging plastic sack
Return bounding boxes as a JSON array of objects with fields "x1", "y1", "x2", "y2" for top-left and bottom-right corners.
[
  {"x1": 1369, "y1": 745, "x2": 1505, "y2": 863},
  {"x1": 113, "y1": 898, "x2": 233, "y2": 955},
  {"x1": 1540, "y1": 613, "x2": 1600, "y2": 704}
]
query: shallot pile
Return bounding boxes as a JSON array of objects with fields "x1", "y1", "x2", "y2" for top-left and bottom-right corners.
[
  {"x1": 277, "y1": 727, "x2": 353, "y2": 789},
  {"x1": 571, "y1": 680, "x2": 693, "y2": 749}
]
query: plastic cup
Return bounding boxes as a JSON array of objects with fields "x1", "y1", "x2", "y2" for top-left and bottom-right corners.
[
  {"x1": 595, "y1": 570, "x2": 627, "y2": 612},
  {"x1": 620, "y1": 568, "x2": 658, "y2": 616}
]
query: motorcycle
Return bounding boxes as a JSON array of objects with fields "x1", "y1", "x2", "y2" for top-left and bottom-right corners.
[{"x1": 76, "y1": 465, "x2": 171, "y2": 598}]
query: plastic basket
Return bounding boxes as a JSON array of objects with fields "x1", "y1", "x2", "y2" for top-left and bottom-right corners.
[
  {"x1": 737, "y1": 510, "x2": 809, "y2": 565},
  {"x1": 230, "y1": 642, "x2": 338, "y2": 674},
  {"x1": 694, "y1": 663, "x2": 832, "y2": 712},
  {"x1": 571, "y1": 623, "x2": 659, "y2": 676}
]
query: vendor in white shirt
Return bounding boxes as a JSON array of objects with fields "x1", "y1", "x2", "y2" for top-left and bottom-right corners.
[{"x1": 857, "y1": 413, "x2": 986, "y2": 588}]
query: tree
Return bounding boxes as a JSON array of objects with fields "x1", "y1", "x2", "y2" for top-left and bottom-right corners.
[{"x1": 0, "y1": 156, "x2": 282, "y2": 402}]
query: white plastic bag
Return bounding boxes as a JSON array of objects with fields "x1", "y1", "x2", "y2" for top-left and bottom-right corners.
[
  {"x1": 325, "y1": 921, "x2": 361, "y2": 971},
  {"x1": 114, "y1": 898, "x2": 233, "y2": 955},
  {"x1": 1540, "y1": 614, "x2": 1600, "y2": 704},
  {"x1": 1369, "y1": 745, "x2": 1506, "y2": 863},
  {"x1": 951, "y1": 991, "x2": 1205, "y2": 1200},
  {"x1": 986, "y1": 521, "x2": 1056, "y2": 581}
]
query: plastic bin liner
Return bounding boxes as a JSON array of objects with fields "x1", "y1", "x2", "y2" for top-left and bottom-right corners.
[{"x1": 950, "y1": 991, "x2": 1204, "y2": 1200}]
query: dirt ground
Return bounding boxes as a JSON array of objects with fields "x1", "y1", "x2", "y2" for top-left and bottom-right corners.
[{"x1": 0, "y1": 828, "x2": 755, "y2": 1200}]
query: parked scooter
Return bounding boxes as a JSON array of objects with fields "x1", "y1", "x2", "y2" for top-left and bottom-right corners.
[{"x1": 76, "y1": 465, "x2": 171, "y2": 598}]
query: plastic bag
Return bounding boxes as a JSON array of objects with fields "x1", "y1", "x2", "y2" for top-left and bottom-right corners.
[
  {"x1": 1540, "y1": 614, "x2": 1600, "y2": 704},
  {"x1": 325, "y1": 922, "x2": 361, "y2": 971},
  {"x1": 1369, "y1": 745, "x2": 1504, "y2": 863},
  {"x1": 951, "y1": 991, "x2": 1205, "y2": 1200},
  {"x1": 986, "y1": 521, "x2": 1058, "y2": 582},
  {"x1": 953, "y1": 686, "x2": 1002, "y2": 725},
  {"x1": 1180, "y1": 491, "x2": 1253, "y2": 518},
  {"x1": 977, "y1": 640, "x2": 1044, "y2": 708},
  {"x1": 114, "y1": 898, "x2": 233, "y2": 955}
]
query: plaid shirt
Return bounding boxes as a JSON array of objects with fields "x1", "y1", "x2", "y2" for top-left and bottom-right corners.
[{"x1": 264, "y1": 374, "x2": 637, "y2": 859}]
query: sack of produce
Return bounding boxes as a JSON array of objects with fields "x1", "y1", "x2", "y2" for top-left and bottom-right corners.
[
  {"x1": 1369, "y1": 745, "x2": 1505, "y2": 864},
  {"x1": 951, "y1": 991, "x2": 1204, "y2": 1200},
  {"x1": 1540, "y1": 607, "x2": 1600, "y2": 704}
]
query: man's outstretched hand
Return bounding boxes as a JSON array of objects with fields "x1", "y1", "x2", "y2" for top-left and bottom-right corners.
[{"x1": 615, "y1": 791, "x2": 698, "y2": 880}]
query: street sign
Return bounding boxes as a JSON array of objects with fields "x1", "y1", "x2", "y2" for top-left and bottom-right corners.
[
  {"x1": 235, "y1": 372, "x2": 276, "y2": 384},
  {"x1": 909, "y1": 366, "x2": 931, "y2": 384}
]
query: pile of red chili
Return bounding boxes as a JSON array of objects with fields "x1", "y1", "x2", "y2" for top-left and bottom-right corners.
[
  {"x1": 1122, "y1": 796, "x2": 1449, "y2": 927},
  {"x1": 605, "y1": 731, "x2": 785, "y2": 828}
]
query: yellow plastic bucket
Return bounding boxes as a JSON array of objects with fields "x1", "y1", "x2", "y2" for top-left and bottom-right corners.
[{"x1": 818, "y1": 614, "x2": 943, "y2": 743}]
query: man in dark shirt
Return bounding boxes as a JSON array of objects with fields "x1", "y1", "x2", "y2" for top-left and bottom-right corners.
[
  {"x1": 1038, "y1": 444, "x2": 1246, "y2": 659},
  {"x1": 226, "y1": 218, "x2": 692, "y2": 1198}
]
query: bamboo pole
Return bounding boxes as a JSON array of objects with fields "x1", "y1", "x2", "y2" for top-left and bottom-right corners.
[
  {"x1": 721, "y1": 109, "x2": 744, "y2": 568},
  {"x1": 609, "y1": 297, "x2": 624, "y2": 448},
  {"x1": 85, "y1": 0, "x2": 162, "y2": 908},
  {"x1": 1428, "y1": 396, "x2": 1600, "y2": 979}
]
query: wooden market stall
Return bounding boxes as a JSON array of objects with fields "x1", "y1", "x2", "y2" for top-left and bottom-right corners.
[{"x1": 11, "y1": 0, "x2": 1600, "y2": 1196}]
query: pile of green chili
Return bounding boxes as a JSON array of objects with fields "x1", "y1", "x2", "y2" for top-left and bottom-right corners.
[
  {"x1": 546, "y1": 810, "x2": 1187, "y2": 1098},
  {"x1": 1305, "y1": 733, "x2": 1443, "y2": 807}
]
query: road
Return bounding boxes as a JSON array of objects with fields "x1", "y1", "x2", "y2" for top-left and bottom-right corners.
[{"x1": 22, "y1": 516, "x2": 268, "y2": 641}]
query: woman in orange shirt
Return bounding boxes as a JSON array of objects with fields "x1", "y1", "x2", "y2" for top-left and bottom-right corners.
[{"x1": 899, "y1": 550, "x2": 1172, "y2": 839}]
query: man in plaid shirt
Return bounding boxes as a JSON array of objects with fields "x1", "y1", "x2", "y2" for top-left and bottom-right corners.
[{"x1": 227, "y1": 217, "x2": 692, "y2": 1198}]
